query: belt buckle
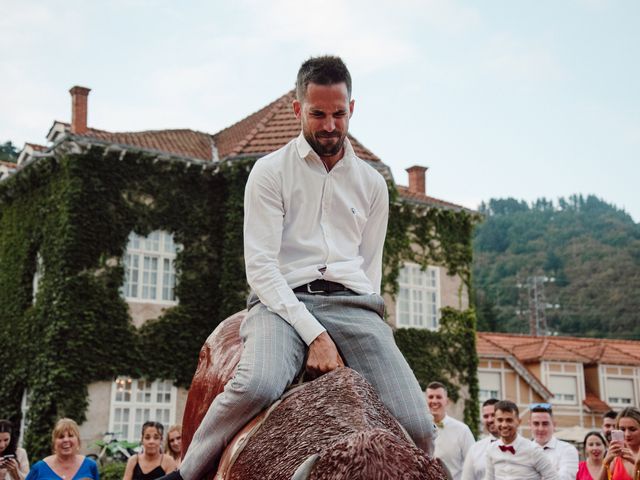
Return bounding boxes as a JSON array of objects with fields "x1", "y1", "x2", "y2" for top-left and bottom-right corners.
[{"x1": 306, "y1": 282, "x2": 325, "y2": 294}]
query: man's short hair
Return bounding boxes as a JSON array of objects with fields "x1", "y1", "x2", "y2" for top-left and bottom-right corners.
[
  {"x1": 494, "y1": 400, "x2": 519, "y2": 417},
  {"x1": 603, "y1": 410, "x2": 617, "y2": 420},
  {"x1": 426, "y1": 381, "x2": 448, "y2": 395},
  {"x1": 296, "y1": 55, "x2": 352, "y2": 102},
  {"x1": 482, "y1": 398, "x2": 500, "y2": 408},
  {"x1": 529, "y1": 402, "x2": 553, "y2": 416}
]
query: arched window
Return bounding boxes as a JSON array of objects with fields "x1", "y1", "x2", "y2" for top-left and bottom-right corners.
[{"x1": 122, "y1": 231, "x2": 180, "y2": 304}]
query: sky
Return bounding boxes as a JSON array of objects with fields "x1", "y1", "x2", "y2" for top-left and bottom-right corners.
[{"x1": 1, "y1": 0, "x2": 638, "y2": 221}]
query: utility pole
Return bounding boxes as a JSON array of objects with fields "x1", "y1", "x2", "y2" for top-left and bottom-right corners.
[{"x1": 518, "y1": 275, "x2": 556, "y2": 336}]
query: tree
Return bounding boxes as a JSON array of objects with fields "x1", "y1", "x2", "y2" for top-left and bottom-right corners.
[{"x1": 0, "y1": 141, "x2": 18, "y2": 162}]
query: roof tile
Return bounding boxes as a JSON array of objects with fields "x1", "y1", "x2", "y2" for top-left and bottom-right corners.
[
  {"x1": 583, "y1": 390, "x2": 610, "y2": 413},
  {"x1": 396, "y1": 186, "x2": 471, "y2": 211},
  {"x1": 477, "y1": 332, "x2": 640, "y2": 366},
  {"x1": 212, "y1": 90, "x2": 380, "y2": 161}
]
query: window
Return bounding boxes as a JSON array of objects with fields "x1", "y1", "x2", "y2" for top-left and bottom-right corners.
[
  {"x1": 396, "y1": 264, "x2": 440, "y2": 329},
  {"x1": 607, "y1": 378, "x2": 635, "y2": 406},
  {"x1": 110, "y1": 377, "x2": 176, "y2": 442},
  {"x1": 122, "y1": 231, "x2": 180, "y2": 304},
  {"x1": 548, "y1": 375, "x2": 578, "y2": 404},
  {"x1": 478, "y1": 371, "x2": 502, "y2": 402}
]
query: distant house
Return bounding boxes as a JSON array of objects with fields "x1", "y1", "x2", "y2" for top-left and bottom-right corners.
[
  {"x1": 477, "y1": 332, "x2": 640, "y2": 437},
  {"x1": 6, "y1": 86, "x2": 472, "y2": 448},
  {"x1": 0, "y1": 160, "x2": 18, "y2": 180}
]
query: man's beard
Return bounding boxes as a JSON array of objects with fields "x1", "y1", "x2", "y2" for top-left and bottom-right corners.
[{"x1": 304, "y1": 130, "x2": 346, "y2": 158}]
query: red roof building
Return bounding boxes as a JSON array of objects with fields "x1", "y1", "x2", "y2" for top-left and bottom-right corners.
[
  {"x1": 16, "y1": 86, "x2": 464, "y2": 212},
  {"x1": 477, "y1": 331, "x2": 640, "y2": 437}
]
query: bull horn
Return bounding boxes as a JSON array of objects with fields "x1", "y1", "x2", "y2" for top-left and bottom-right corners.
[{"x1": 290, "y1": 453, "x2": 320, "y2": 480}]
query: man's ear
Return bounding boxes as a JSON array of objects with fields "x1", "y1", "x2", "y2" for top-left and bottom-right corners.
[
  {"x1": 293, "y1": 100, "x2": 302, "y2": 120},
  {"x1": 349, "y1": 99, "x2": 355, "y2": 117}
]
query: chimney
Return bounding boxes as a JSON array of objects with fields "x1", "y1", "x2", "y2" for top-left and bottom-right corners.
[
  {"x1": 69, "y1": 86, "x2": 91, "y2": 134},
  {"x1": 406, "y1": 165, "x2": 428, "y2": 195}
]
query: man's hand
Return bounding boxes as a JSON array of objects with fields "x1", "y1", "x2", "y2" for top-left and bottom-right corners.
[{"x1": 306, "y1": 332, "x2": 344, "y2": 379}]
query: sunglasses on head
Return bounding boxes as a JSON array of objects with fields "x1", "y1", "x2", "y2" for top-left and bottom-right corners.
[{"x1": 529, "y1": 402, "x2": 553, "y2": 413}]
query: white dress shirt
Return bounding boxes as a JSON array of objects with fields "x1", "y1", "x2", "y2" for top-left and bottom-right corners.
[
  {"x1": 243, "y1": 133, "x2": 389, "y2": 345},
  {"x1": 433, "y1": 415, "x2": 475, "y2": 480},
  {"x1": 538, "y1": 436, "x2": 579, "y2": 480},
  {"x1": 484, "y1": 435, "x2": 558, "y2": 480},
  {"x1": 461, "y1": 436, "x2": 497, "y2": 480}
]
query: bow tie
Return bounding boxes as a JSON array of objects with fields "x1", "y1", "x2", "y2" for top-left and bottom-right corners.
[
  {"x1": 499, "y1": 445, "x2": 516, "y2": 454},
  {"x1": 436, "y1": 421, "x2": 444, "y2": 429}
]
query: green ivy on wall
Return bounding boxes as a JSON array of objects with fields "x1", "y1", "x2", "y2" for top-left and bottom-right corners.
[
  {"x1": 394, "y1": 308, "x2": 480, "y2": 432},
  {"x1": 0, "y1": 144, "x2": 479, "y2": 459}
]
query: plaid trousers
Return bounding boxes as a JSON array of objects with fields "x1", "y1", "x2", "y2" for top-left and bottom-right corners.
[{"x1": 180, "y1": 291, "x2": 435, "y2": 480}]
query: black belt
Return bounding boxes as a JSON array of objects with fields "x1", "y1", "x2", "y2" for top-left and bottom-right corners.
[{"x1": 293, "y1": 279, "x2": 349, "y2": 294}]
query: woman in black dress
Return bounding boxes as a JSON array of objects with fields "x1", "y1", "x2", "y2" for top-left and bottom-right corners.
[{"x1": 123, "y1": 422, "x2": 176, "y2": 480}]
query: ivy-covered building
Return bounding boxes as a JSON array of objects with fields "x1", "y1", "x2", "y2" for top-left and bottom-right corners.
[{"x1": 1, "y1": 86, "x2": 478, "y2": 457}]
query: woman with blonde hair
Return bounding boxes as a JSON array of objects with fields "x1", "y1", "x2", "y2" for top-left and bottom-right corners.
[
  {"x1": 599, "y1": 406, "x2": 640, "y2": 480},
  {"x1": 164, "y1": 426, "x2": 182, "y2": 469},
  {"x1": 0, "y1": 420, "x2": 29, "y2": 480},
  {"x1": 123, "y1": 422, "x2": 175, "y2": 480},
  {"x1": 25, "y1": 418, "x2": 98, "y2": 480}
]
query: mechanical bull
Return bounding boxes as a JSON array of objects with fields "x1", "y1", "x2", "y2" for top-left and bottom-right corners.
[{"x1": 181, "y1": 311, "x2": 449, "y2": 480}]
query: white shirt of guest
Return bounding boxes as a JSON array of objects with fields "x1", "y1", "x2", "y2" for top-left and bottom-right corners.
[
  {"x1": 484, "y1": 435, "x2": 558, "y2": 480},
  {"x1": 243, "y1": 133, "x2": 389, "y2": 345},
  {"x1": 461, "y1": 436, "x2": 497, "y2": 480},
  {"x1": 538, "y1": 436, "x2": 579, "y2": 480},
  {"x1": 433, "y1": 415, "x2": 475, "y2": 480}
]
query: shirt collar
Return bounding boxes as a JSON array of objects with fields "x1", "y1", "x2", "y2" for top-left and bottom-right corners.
[
  {"x1": 434, "y1": 415, "x2": 449, "y2": 429},
  {"x1": 498, "y1": 434, "x2": 522, "y2": 447},
  {"x1": 295, "y1": 132, "x2": 355, "y2": 169},
  {"x1": 540, "y1": 436, "x2": 558, "y2": 449}
]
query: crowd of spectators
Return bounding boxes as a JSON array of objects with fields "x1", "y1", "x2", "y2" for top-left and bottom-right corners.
[
  {"x1": 424, "y1": 384, "x2": 640, "y2": 480},
  {"x1": 3, "y1": 389, "x2": 639, "y2": 480},
  {"x1": 0, "y1": 420, "x2": 183, "y2": 480}
]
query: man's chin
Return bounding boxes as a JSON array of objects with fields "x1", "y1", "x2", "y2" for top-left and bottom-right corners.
[{"x1": 314, "y1": 138, "x2": 343, "y2": 156}]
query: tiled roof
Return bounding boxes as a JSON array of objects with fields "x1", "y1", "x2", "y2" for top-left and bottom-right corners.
[
  {"x1": 477, "y1": 332, "x2": 640, "y2": 366},
  {"x1": 396, "y1": 185, "x2": 472, "y2": 212},
  {"x1": 60, "y1": 123, "x2": 215, "y2": 161},
  {"x1": 583, "y1": 389, "x2": 610, "y2": 413},
  {"x1": 476, "y1": 333, "x2": 511, "y2": 357},
  {"x1": 0, "y1": 160, "x2": 18, "y2": 168},
  {"x1": 212, "y1": 90, "x2": 380, "y2": 162},
  {"x1": 54, "y1": 91, "x2": 381, "y2": 164},
  {"x1": 25, "y1": 143, "x2": 47, "y2": 152}
]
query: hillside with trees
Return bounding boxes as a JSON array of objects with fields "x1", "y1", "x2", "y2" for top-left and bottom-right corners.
[{"x1": 473, "y1": 195, "x2": 640, "y2": 339}]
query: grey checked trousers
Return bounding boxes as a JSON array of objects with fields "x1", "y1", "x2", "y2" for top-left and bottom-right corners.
[{"x1": 180, "y1": 291, "x2": 436, "y2": 480}]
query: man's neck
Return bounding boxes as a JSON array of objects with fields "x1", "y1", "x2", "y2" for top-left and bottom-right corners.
[
  {"x1": 536, "y1": 436, "x2": 553, "y2": 447},
  {"x1": 433, "y1": 413, "x2": 446, "y2": 423},
  {"x1": 501, "y1": 434, "x2": 517, "y2": 445},
  {"x1": 319, "y1": 148, "x2": 345, "y2": 172}
]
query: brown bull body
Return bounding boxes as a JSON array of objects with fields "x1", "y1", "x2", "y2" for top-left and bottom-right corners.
[{"x1": 182, "y1": 311, "x2": 448, "y2": 480}]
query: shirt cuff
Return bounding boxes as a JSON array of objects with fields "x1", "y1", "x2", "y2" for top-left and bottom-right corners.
[{"x1": 292, "y1": 309, "x2": 326, "y2": 346}]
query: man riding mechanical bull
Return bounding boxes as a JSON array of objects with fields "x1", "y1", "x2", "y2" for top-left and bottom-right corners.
[{"x1": 159, "y1": 55, "x2": 443, "y2": 480}]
